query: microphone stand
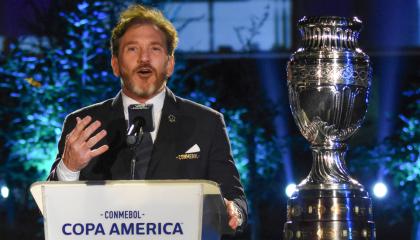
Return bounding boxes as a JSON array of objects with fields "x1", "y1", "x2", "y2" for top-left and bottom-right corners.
[{"x1": 128, "y1": 127, "x2": 144, "y2": 180}]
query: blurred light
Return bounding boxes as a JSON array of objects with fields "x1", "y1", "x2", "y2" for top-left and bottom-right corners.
[
  {"x1": 1, "y1": 185, "x2": 9, "y2": 199},
  {"x1": 285, "y1": 183, "x2": 297, "y2": 197},
  {"x1": 373, "y1": 182, "x2": 388, "y2": 198}
]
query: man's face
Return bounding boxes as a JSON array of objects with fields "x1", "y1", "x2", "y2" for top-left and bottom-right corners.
[{"x1": 111, "y1": 23, "x2": 175, "y2": 102}]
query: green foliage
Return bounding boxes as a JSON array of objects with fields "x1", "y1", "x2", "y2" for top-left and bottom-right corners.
[
  {"x1": 0, "y1": 1, "x2": 118, "y2": 182},
  {"x1": 351, "y1": 82, "x2": 420, "y2": 221},
  {"x1": 384, "y1": 86, "x2": 420, "y2": 219}
]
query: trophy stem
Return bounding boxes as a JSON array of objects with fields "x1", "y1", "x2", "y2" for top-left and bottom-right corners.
[{"x1": 298, "y1": 143, "x2": 363, "y2": 190}]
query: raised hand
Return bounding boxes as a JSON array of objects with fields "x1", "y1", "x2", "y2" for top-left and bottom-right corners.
[{"x1": 62, "y1": 115, "x2": 109, "y2": 172}]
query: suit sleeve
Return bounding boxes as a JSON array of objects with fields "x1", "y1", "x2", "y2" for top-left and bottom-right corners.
[
  {"x1": 207, "y1": 113, "x2": 248, "y2": 230},
  {"x1": 47, "y1": 114, "x2": 77, "y2": 181}
]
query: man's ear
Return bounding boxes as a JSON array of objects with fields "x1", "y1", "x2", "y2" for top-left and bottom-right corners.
[
  {"x1": 111, "y1": 55, "x2": 120, "y2": 77},
  {"x1": 165, "y1": 56, "x2": 175, "y2": 78}
]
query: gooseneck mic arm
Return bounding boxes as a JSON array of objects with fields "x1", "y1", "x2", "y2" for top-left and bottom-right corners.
[{"x1": 127, "y1": 117, "x2": 145, "y2": 179}]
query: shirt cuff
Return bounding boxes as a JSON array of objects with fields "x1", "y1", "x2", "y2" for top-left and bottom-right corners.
[{"x1": 57, "y1": 159, "x2": 80, "y2": 181}]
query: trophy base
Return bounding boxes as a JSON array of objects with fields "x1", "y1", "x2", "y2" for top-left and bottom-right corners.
[{"x1": 283, "y1": 187, "x2": 375, "y2": 240}]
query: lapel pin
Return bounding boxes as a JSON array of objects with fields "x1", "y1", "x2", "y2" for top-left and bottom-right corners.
[{"x1": 168, "y1": 114, "x2": 176, "y2": 123}]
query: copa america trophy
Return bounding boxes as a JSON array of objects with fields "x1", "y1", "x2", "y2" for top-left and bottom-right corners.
[{"x1": 284, "y1": 16, "x2": 375, "y2": 239}]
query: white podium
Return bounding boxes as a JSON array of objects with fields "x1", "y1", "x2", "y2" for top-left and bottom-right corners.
[{"x1": 30, "y1": 180, "x2": 232, "y2": 240}]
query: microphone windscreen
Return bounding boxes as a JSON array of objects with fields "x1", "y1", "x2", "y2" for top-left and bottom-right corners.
[{"x1": 128, "y1": 104, "x2": 154, "y2": 132}]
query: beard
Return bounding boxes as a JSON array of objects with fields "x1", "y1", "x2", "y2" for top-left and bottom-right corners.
[
  {"x1": 122, "y1": 77, "x2": 161, "y2": 97},
  {"x1": 120, "y1": 65, "x2": 167, "y2": 99}
]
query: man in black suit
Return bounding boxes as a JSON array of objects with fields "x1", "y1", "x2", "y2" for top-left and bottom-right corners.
[{"x1": 48, "y1": 4, "x2": 247, "y2": 231}]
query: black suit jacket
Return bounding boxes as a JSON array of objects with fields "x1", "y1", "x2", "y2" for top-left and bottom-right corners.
[{"x1": 48, "y1": 88, "x2": 247, "y2": 227}]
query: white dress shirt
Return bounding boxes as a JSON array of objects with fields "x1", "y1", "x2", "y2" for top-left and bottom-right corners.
[{"x1": 56, "y1": 89, "x2": 166, "y2": 181}]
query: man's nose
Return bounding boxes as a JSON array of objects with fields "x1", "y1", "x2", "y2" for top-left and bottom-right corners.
[{"x1": 138, "y1": 49, "x2": 150, "y2": 63}]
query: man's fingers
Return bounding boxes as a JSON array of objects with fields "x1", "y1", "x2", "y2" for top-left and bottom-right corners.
[
  {"x1": 224, "y1": 199, "x2": 235, "y2": 217},
  {"x1": 65, "y1": 117, "x2": 80, "y2": 140},
  {"x1": 230, "y1": 208, "x2": 236, "y2": 217},
  {"x1": 229, "y1": 218, "x2": 238, "y2": 230},
  {"x1": 86, "y1": 130, "x2": 107, "y2": 148},
  {"x1": 79, "y1": 120, "x2": 102, "y2": 142},
  {"x1": 90, "y1": 145, "x2": 109, "y2": 158},
  {"x1": 61, "y1": 116, "x2": 109, "y2": 172},
  {"x1": 68, "y1": 116, "x2": 92, "y2": 142},
  {"x1": 75, "y1": 116, "x2": 94, "y2": 140},
  {"x1": 224, "y1": 198, "x2": 241, "y2": 230}
]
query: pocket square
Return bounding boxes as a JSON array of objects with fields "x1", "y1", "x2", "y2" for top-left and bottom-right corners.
[{"x1": 185, "y1": 144, "x2": 200, "y2": 153}]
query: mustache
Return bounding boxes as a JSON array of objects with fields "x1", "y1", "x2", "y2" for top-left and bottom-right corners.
[{"x1": 133, "y1": 64, "x2": 156, "y2": 73}]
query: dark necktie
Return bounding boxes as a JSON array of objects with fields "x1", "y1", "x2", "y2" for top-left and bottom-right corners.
[{"x1": 135, "y1": 131, "x2": 153, "y2": 179}]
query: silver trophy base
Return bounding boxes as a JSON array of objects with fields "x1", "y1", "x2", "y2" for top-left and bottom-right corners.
[{"x1": 284, "y1": 187, "x2": 375, "y2": 240}]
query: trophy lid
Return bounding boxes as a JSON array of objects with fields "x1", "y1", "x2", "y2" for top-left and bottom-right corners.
[
  {"x1": 298, "y1": 16, "x2": 362, "y2": 31},
  {"x1": 296, "y1": 16, "x2": 364, "y2": 51}
]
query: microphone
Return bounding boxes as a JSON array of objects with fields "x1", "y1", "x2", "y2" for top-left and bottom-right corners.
[
  {"x1": 126, "y1": 104, "x2": 154, "y2": 146},
  {"x1": 126, "y1": 117, "x2": 145, "y2": 146},
  {"x1": 127, "y1": 104, "x2": 154, "y2": 180}
]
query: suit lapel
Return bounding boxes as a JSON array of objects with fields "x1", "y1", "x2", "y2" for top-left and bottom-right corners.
[
  {"x1": 108, "y1": 91, "x2": 127, "y2": 150},
  {"x1": 147, "y1": 88, "x2": 179, "y2": 177},
  {"x1": 106, "y1": 91, "x2": 132, "y2": 179}
]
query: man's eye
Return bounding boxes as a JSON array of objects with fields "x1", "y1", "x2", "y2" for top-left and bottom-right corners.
[
  {"x1": 127, "y1": 46, "x2": 137, "y2": 52},
  {"x1": 152, "y1": 47, "x2": 162, "y2": 52}
]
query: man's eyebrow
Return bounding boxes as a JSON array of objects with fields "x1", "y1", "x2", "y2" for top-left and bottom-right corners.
[
  {"x1": 150, "y1": 41, "x2": 165, "y2": 47},
  {"x1": 121, "y1": 41, "x2": 165, "y2": 47},
  {"x1": 122, "y1": 41, "x2": 138, "y2": 46}
]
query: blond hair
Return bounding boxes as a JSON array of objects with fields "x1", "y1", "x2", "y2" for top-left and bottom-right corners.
[{"x1": 111, "y1": 4, "x2": 178, "y2": 56}]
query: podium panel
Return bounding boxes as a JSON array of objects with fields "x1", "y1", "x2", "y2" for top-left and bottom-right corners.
[{"x1": 31, "y1": 180, "x2": 227, "y2": 240}]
